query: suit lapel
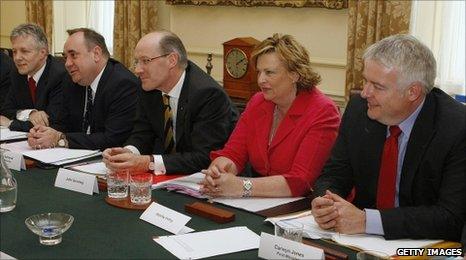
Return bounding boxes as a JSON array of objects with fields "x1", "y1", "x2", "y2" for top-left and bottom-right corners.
[
  {"x1": 360, "y1": 112, "x2": 386, "y2": 205},
  {"x1": 399, "y1": 94, "x2": 436, "y2": 205},
  {"x1": 35, "y1": 56, "x2": 51, "y2": 105}
]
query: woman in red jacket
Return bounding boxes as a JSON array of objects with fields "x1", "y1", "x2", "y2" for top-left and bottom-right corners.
[{"x1": 200, "y1": 34, "x2": 340, "y2": 197}]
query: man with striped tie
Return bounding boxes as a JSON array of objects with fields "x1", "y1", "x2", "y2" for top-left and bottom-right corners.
[
  {"x1": 311, "y1": 35, "x2": 465, "y2": 242},
  {"x1": 103, "y1": 30, "x2": 238, "y2": 175}
]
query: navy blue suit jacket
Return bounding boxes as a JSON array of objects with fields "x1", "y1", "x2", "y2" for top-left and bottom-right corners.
[{"x1": 57, "y1": 59, "x2": 139, "y2": 150}]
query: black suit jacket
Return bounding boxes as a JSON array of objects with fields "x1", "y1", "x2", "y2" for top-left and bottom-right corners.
[
  {"x1": 0, "y1": 52, "x2": 13, "y2": 108},
  {"x1": 125, "y1": 61, "x2": 239, "y2": 174},
  {"x1": 57, "y1": 59, "x2": 138, "y2": 150},
  {"x1": 1, "y1": 55, "x2": 66, "y2": 131},
  {"x1": 313, "y1": 88, "x2": 466, "y2": 241}
]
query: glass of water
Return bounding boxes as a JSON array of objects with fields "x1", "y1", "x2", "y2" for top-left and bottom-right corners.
[
  {"x1": 274, "y1": 220, "x2": 304, "y2": 242},
  {"x1": 130, "y1": 173, "x2": 152, "y2": 205},
  {"x1": 106, "y1": 169, "x2": 129, "y2": 199}
]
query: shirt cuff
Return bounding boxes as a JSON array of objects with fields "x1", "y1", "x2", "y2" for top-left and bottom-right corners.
[
  {"x1": 124, "y1": 145, "x2": 140, "y2": 155},
  {"x1": 16, "y1": 109, "x2": 36, "y2": 121},
  {"x1": 364, "y1": 209, "x2": 385, "y2": 235},
  {"x1": 152, "y1": 155, "x2": 166, "y2": 175}
]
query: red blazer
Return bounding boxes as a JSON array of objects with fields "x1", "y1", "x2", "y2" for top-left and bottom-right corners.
[{"x1": 211, "y1": 88, "x2": 340, "y2": 196}]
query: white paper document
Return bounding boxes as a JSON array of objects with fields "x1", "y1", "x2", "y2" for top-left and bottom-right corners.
[
  {"x1": 0, "y1": 251, "x2": 16, "y2": 259},
  {"x1": 0, "y1": 128, "x2": 27, "y2": 141},
  {"x1": 1, "y1": 140, "x2": 30, "y2": 153},
  {"x1": 67, "y1": 161, "x2": 107, "y2": 175},
  {"x1": 153, "y1": 226, "x2": 260, "y2": 259},
  {"x1": 1, "y1": 140, "x2": 101, "y2": 165},
  {"x1": 333, "y1": 234, "x2": 442, "y2": 257},
  {"x1": 266, "y1": 210, "x2": 443, "y2": 257}
]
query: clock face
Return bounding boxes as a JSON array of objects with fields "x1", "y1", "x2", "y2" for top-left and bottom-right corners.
[{"x1": 225, "y1": 48, "x2": 248, "y2": 79}]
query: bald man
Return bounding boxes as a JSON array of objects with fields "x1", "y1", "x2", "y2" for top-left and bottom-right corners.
[{"x1": 103, "y1": 30, "x2": 238, "y2": 175}]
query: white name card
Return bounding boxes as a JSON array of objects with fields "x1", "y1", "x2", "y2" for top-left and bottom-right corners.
[
  {"x1": 258, "y1": 232, "x2": 324, "y2": 260},
  {"x1": 54, "y1": 168, "x2": 99, "y2": 195},
  {"x1": 140, "y1": 202, "x2": 192, "y2": 235},
  {"x1": 2, "y1": 151, "x2": 25, "y2": 171}
]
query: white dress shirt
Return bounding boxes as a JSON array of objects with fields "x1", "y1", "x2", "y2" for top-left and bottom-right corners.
[{"x1": 126, "y1": 70, "x2": 186, "y2": 175}]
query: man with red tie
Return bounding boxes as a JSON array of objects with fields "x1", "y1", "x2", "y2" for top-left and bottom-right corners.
[
  {"x1": 311, "y1": 34, "x2": 465, "y2": 241},
  {"x1": 0, "y1": 23, "x2": 67, "y2": 132}
]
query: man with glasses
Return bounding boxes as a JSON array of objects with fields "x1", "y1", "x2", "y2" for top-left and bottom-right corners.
[
  {"x1": 27, "y1": 28, "x2": 138, "y2": 150},
  {"x1": 0, "y1": 23, "x2": 67, "y2": 132},
  {"x1": 103, "y1": 30, "x2": 238, "y2": 175}
]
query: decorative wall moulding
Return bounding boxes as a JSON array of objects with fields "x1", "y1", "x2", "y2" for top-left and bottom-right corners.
[{"x1": 166, "y1": 0, "x2": 348, "y2": 10}]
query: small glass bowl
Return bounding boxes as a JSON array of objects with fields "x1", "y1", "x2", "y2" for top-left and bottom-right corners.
[{"x1": 25, "y1": 213, "x2": 74, "y2": 245}]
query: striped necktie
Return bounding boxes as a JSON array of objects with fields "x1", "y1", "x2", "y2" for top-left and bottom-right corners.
[
  {"x1": 82, "y1": 86, "x2": 93, "y2": 133},
  {"x1": 163, "y1": 94, "x2": 175, "y2": 154}
]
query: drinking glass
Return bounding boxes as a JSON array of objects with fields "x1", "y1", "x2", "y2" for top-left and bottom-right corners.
[
  {"x1": 274, "y1": 220, "x2": 304, "y2": 242},
  {"x1": 130, "y1": 173, "x2": 152, "y2": 205},
  {"x1": 106, "y1": 169, "x2": 129, "y2": 199}
]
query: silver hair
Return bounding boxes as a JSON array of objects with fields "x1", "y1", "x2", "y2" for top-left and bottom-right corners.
[
  {"x1": 157, "y1": 30, "x2": 188, "y2": 70},
  {"x1": 363, "y1": 34, "x2": 436, "y2": 93},
  {"x1": 10, "y1": 23, "x2": 49, "y2": 51}
]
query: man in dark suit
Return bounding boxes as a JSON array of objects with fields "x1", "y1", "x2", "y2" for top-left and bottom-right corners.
[
  {"x1": 0, "y1": 51, "x2": 13, "y2": 107},
  {"x1": 103, "y1": 30, "x2": 238, "y2": 174},
  {"x1": 0, "y1": 23, "x2": 66, "y2": 132},
  {"x1": 311, "y1": 35, "x2": 465, "y2": 241},
  {"x1": 27, "y1": 28, "x2": 138, "y2": 150}
]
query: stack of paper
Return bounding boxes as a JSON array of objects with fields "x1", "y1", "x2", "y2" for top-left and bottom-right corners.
[
  {"x1": 1, "y1": 140, "x2": 101, "y2": 165},
  {"x1": 0, "y1": 128, "x2": 28, "y2": 141},
  {"x1": 154, "y1": 227, "x2": 260, "y2": 259},
  {"x1": 153, "y1": 172, "x2": 305, "y2": 212},
  {"x1": 152, "y1": 172, "x2": 206, "y2": 198},
  {"x1": 266, "y1": 210, "x2": 336, "y2": 239},
  {"x1": 67, "y1": 161, "x2": 107, "y2": 175},
  {"x1": 265, "y1": 211, "x2": 443, "y2": 256}
]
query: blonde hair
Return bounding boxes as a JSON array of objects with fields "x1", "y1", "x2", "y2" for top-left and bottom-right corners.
[{"x1": 251, "y1": 33, "x2": 321, "y2": 91}]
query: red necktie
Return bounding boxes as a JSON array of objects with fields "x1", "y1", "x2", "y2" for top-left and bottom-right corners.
[
  {"x1": 28, "y1": 77, "x2": 37, "y2": 104},
  {"x1": 376, "y1": 125, "x2": 402, "y2": 209}
]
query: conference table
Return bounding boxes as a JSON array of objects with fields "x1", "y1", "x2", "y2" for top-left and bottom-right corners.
[{"x1": 0, "y1": 166, "x2": 358, "y2": 259}]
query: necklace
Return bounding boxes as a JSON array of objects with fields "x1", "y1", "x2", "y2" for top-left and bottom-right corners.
[{"x1": 269, "y1": 106, "x2": 281, "y2": 145}]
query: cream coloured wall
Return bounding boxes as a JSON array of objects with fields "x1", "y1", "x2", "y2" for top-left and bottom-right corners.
[
  {"x1": 52, "y1": 1, "x2": 87, "y2": 54},
  {"x1": 157, "y1": 3, "x2": 348, "y2": 103},
  {"x1": 0, "y1": 0, "x2": 26, "y2": 48}
]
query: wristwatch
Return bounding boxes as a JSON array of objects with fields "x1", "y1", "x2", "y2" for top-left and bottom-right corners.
[
  {"x1": 242, "y1": 179, "x2": 253, "y2": 197},
  {"x1": 148, "y1": 155, "x2": 155, "y2": 171},
  {"x1": 57, "y1": 133, "x2": 68, "y2": 148}
]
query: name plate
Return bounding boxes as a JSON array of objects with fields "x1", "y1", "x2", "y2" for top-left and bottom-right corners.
[
  {"x1": 2, "y1": 151, "x2": 25, "y2": 171},
  {"x1": 140, "y1": 202, "x2": 192, "y2": 234},
  {"x1": 258, "y1": 232, "x2": 324, "y2": 260},
  {"x1": 54, "y1": 168, "x2": 99, "y2": 195}
]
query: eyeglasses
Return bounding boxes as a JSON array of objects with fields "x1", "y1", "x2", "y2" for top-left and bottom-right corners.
[{"x1": 133, "y1": 53, "x2": 170, "y2": 68}]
